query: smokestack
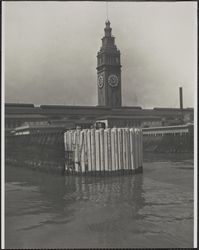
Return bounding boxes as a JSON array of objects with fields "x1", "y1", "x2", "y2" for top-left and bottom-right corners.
[{"x1": 179, "y1": 87, "x2": 183, "y2": 110}]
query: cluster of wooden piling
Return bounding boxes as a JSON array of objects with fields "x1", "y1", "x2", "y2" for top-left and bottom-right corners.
[{"x1": 64, "y1": 128, "x2": 143, "y2": 175}]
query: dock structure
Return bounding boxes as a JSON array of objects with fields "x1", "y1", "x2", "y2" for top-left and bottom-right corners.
[
  {"x1": 64, "y1": 128, "x2": 143, "y2": 175},
  {"x1": 5, "y1": 124, "x2": 66, "y2": 174},
  {"x1": 142, "y1": 124, "x2": 193, "y2": 153},
  {"x1": 6, "y1": 123, "x2": 193, "y2": 175}
]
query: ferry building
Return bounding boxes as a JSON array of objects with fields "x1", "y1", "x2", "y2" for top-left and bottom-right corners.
[{"x1": 5, "y1": 20, "x2": 193, "y2": 132}]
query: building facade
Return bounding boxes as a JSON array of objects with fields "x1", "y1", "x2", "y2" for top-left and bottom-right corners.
[{"x1": 5, "y1": 20, "x2": 194, "y2": 132}]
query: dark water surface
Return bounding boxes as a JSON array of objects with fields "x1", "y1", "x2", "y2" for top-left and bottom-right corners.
[{"x1": 5, "y1": 154, "x2": 193, "y2": 248}]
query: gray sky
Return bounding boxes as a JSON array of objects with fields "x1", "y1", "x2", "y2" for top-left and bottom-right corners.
[{"x1": 4, "y1": 1, "x2": 197, "y2": 108}]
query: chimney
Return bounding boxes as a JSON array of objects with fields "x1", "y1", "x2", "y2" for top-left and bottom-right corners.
[{"x1": 179, "y1": 87, "x2": 183, "y2": 110}]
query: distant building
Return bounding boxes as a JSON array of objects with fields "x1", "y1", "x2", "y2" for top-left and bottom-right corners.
[{"x1": 5, "y1": 21, "x2": 194, "y2": 131}]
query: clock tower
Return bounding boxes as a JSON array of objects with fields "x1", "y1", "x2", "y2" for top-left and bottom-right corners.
[{"x1": 97, "y1": 20, "x2": 122, "y2": 107}]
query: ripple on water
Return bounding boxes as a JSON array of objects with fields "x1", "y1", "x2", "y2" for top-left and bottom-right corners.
[{"x1": 5, "y1": 160, "x2": 193, "y2": 248}]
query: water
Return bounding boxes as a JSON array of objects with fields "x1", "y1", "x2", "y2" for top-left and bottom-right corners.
[{"x1": 5, "y1": 154, "x2": 194, "y2": 248}]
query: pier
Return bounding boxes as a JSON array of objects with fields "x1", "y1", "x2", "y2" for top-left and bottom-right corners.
[
  {"x1": 5, "y1": 123, "x2": 194, "y2": 175},
  {"x1": 142, "y1": 123, "x2": 193, "y2": 153}
]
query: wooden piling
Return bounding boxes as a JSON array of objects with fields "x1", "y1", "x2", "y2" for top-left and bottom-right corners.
[
  {"x1": 114, "y1": 128, "x2": 119, "y2": 172},
  {"x1": 80, "y1": 130, "x2": 85, "y2": 173},
  {"x1": 87, "y1": 130, "x2": 92, "y2": 172},
  {"x1": 129, "y1": 128, "x2": 135, "y2": 170},
  {"x1": 118, "y1": 128, "x2": 123, "y2": 171},
  {"x1": 91, "y1": 129, "x2": 96, "y2": 172},
  {"x1": 95, "y1": 129, "x2": 101, "y2": 172},
  {"x1": 111, "y1": 129, "x2": 116, "y2": 172},
  {"x1": 99, "y1": 129, "x2": 105, "y2": 173},
  {"x1": 104, "y1": 129, "x2": 109, "y2": 173}
]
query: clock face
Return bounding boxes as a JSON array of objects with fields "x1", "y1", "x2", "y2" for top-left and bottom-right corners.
[
  {"x1": 98, "y1": 75, "x2": 104, "y2": 88},
  {"x1": 108, "y1": 74, "x2": 119, "y2": 87}
]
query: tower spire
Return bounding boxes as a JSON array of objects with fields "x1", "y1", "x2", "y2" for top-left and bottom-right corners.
[{"x1": 104, "y1": 19, "x2": 112, "y2": 37}]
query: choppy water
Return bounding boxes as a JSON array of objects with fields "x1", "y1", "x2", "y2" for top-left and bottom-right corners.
[{"x1": 5, "y1": 154, "x2": 193, "y2": 248}]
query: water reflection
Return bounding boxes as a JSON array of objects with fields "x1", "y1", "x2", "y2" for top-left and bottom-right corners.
[
  {"x1": 5, "y1": 157, "x2": 193, "y2": 248},
  {"x1": 6, "y1": 165, "x2": 145, "y2": 227}
]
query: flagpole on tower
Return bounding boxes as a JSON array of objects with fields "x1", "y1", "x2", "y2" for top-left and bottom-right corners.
[{"x1": 106, "y1": 1, "x2": 109, "y2": 21}]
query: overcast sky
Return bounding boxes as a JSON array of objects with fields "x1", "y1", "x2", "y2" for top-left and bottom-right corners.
[{"x1": 4, "y1": 1, "x2": 197, "y2": 108}]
